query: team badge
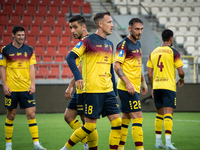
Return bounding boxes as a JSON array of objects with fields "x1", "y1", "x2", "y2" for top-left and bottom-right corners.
[
  {"x1": 118, "y1": 50, "x2": 124, "y2": 57},
  {"x1": 75, "y1": 41, "x2": 83, "y2": 49},
  {"x1": 0, "y1": 54, "x2": 3, "y2": 60}
]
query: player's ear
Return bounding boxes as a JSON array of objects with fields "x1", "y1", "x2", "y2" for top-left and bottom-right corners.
[
  {"x1": 128, "y1": 26, "x2": 131, "y2": 32},
  {"x1": 12, "y1": 33, "x2": 15, "y2": 38},
  {"x1": 99, "y1": 21, "x2": 103, "y2": 28},
  {"x1": 82, "y1": 24, "x2": 86, "y2": 31}
]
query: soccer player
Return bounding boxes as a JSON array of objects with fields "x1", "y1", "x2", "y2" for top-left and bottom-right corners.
[
  {"x1": 147, "y1": 29, "x2": 184, "y2": 150},
  {"x1": 60, "y1": 12, "x2": 122, "y2": 150},
  {"x1": 114, "y1": 18, "x2": 148, "y2": 150},
  {"x1": 64, "y1": 15, "x2": 90, "y2": 150},
  {"x1": 0, "y1": 25, "x2": 46, "y2": 150}
]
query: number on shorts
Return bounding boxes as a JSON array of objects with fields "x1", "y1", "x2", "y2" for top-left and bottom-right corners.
[
  {"x1": 129, "y1": 100, "x2": 141, "y2": 110},
  {"x1": 85, "y1": 104, "x2": 93, "y2": 115}
]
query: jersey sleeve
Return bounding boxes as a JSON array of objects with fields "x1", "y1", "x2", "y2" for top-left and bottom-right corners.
[
  {"x1": 146, "y1": 53, "x2": 153, "y2": 68},
  {"x1": 71, "y1": 38, "x2": 87, "y2": 57},
  {"x1": 0, "y1": 46, "x2": 7, "y2": 66},
  {"x1": 114, "y1": 40, "x2": 127, "y2": 64},
  {"x1": 30, "y1": 47, "x2": 37, "y2": 65},
  {"x1": 173, "y1": 48, "x2": 184, "y2": 68}
]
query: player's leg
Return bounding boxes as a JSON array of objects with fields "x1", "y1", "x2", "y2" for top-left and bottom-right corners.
[
  {"x1": 20, "y1": 92, "x2": 46, "y2": 150},
  {"x1": 130, "y1": 111, "x2": 144, "y2": 150},
  {"x1": 155, "y1": 107, "x2": 165, "y2": 148},
  {"x1": 5, "y1": 108, "x2": 16, "y2": 150},
  {"x1": 118, "y1": 112, "x2": 131, "y2": 150},
  {"x1": 104, "y1": 91, "x2": 121, "y2": 150},
  {"x1": 5, "y1": 92, "x2": 18, "y2": 150},
  {"x1": 107, "y1": 114, "x2": 122, "y2": 150},
  {"x1": 163, "y1": 90, "x2": 177, "y2": 150},
  {"x1": 60, "y1": 93, "x2": 99, "y2": 150},
  {"x1": 61, "y1": 117, "x2": 97, "y2": 150}
]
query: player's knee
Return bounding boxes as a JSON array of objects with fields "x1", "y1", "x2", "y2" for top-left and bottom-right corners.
[
  {"x1": 111, "y1": 117, "x2": 122, "y2": 127},
  {"x1": 84, "y1": 122, "x2": 96, "y2": 131}
]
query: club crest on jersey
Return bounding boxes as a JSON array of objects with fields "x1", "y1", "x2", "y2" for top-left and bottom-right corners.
[
  {"x1": 118, "y1": 50, "x2": 124, "y2": 57},
  {"x1": 0, "y1": 54, "x2": 3, "y2": 60},
  {"x1": 75, "y1": 41, "x2": 83, "y2": 49}
]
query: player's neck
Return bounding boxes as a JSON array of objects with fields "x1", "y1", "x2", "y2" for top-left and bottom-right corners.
[
  {"x1": 127, "y1": 35, "x2": 137, "y2": 44},
  {"x1": 95, "y1": 30, "x2": 106, "y2": 39},
  {"x1": 162, "y1": 42, "x2": 171, "y2": 46},
  {"x1": 81, "y1": 31, "x2": 89, "y2": 39},
  {"x1": 12, "y1": 41, "x2": 23, "y2": 49}
]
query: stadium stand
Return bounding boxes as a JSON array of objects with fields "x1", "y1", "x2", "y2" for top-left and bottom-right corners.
[{"x1": 0, "y1": 0, "x2": 92, "y2": 79}]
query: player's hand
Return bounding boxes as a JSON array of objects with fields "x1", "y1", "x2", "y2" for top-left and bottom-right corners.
[
  {"x1": 65, "y1": 86, "x2": 73, "y2": 101},
  {"x1": 3, "y1": 84, "x2": 11, "y2": 96},
  {"x1": 141, "y1": 88, "x2": 148, "y2": 95},
  {"x1": 29, "y1": 84, "x2": 35, "y2": 95},
  {"x1": 151, "y1": 89, "x2": 154, "y2": 99},
  {"x1": 126, "y1": 83, "x2": 135, "y2": 95},
  {"x1": 177, "y1": 79, "x2": 184, "y2": 87},
  {"x1": 75, "y1": 79, "x2": 84, "y2": 90}
]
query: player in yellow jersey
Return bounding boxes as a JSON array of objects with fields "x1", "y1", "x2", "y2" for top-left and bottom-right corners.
[
  {"x1": 60, "y1": 12, "x2": 121, "y2": 150},
  {"x1": 114, "y1": 18, "x2": 148, "y2": 150},
  {"x1": 64, "y1": 15, "x2": 91, "y2": 150},
  {"x1": 147, "y1": 29, "x2": 184, "y2": 150},
  {"x1": 0, "y1": 26, "x2": 46, "y2": 150}
]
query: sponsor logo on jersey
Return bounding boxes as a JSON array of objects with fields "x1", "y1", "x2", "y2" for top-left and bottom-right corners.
[
  {"x1": 9, "y1": 54, "x2": 15, "y2": 56},
  {"x1": 0, "y1": 54, "x2": 3, "y2": 60},
  {"x1": 75, "y1": 41, "x2": 83, "y2": 49},
  {"x1": 17, "y1": 52, "x2": 22, "y2": 56},
  {"x1": 118, "y1": 50, "x2": 124, "y2": 57},
  {"x1": 24, "y1": 52, "x2": 27, "y2": 57}
]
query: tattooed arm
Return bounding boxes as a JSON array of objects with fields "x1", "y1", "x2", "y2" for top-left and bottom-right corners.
[{"x1": 114, "y1": 61, "x2": 135, "y2": 95}]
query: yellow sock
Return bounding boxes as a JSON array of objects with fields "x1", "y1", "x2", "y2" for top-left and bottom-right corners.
[
  {"x1": 118, "y1": 118, "x2": 131, "y2": 150},
  {"x1": 155, "y1": 114, "x2": 164, "y2": 143},
  {"x1": 5, "y1": 118, "x2": 14, "y2": 143},
  {"x1": 109, "y1": 117, "x2": 122, "y2": 150},
  {"x1": 87, "y1": 129, "x2": 98, "y2": 149},
  {"x1": 132, "y1": 118, "x2": 144, "y2": 150},
  {"x1": 28, "y1": 119, "x2": 39, "y2": 143},
  {"x1": 66, "y1": 122, "x2": 96, "y2": 149},
  {"x1": 164, "y1": 114, "x2": 173, "y2": 135},
  {"x1": 69, "y1": 119, "x2": 87, "y2": 144}
]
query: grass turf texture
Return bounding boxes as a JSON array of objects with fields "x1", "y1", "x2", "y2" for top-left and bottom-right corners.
[{"x1": 0, "y1": 112, "x2": 200, "y2": 150}]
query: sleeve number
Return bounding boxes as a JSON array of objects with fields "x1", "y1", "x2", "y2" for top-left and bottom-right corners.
[{"x1": 157, "y1": 55, "x2": 164, "y2": 72}]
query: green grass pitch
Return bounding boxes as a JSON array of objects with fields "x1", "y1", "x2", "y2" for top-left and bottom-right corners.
[{"x1": 0, "y1": 112, "x2": 200, "y2": 150}]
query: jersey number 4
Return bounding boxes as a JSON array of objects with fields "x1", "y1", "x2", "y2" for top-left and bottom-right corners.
[{"x1": 157, "y1": 55, "x2": 164, "y2": 72}]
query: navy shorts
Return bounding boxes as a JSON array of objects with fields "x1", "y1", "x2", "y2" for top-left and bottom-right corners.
[
  {"x1": 153, "y1": 89, "x2": 176, "y2": 108},
  {"x1": 5, "y1": 92, "x2": 35, "y2": 109},
  {"x1": 118, "y1": 89, "x2": 141, "y2": 113},
  {"x1": 67, "y1": 92, "x2": 84, "y2": 114},
  {"x1": 83, "y1": 91, "x2": 120, "y2": 118}
]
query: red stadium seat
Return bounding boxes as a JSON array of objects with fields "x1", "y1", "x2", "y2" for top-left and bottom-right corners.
[
  {"x1": 35, "y1": 54, "x2": 42, "y2": 62},
  {"x1": 26, "y1": 35, "x2": 37, "y2": 45},
  {"x1": 2, "y1": 34, "x2": 12, "y2": 45},
  {"x1": 12, "y1": 4, "x2": 25, "y2": 13},
  {"x1": 52, "y1": 25, "x2": 62, "y2": 34},
  {"x1": 32, "y1": 14, "x2": 44, "y2": 24},
  {"x1": 40, "y1": 25, "x2": 52, "y2": 34},
  {"x1": 49, "y1": 35, "x2": 60, "y2": 44},
  {"x1": 37, "y1": 5, "x2": 47, "y2": 14},
  {"x1": 45, "y1": 45, "x2": 57, "y2": 55},
  {"x1": 42, "y1": 54, "x2": 53, "y2": 62},
  {"x1": 10, "y1": 14, "x2": 21, "y2": 24},
  {"x1": 43, "y1": 15, "x2": 55, "y2": 24},
  {"x1": 35, "y1": 64, "x2": 49, "y2": 79},
  {"x1": 60, "y1": 35, "x2": 70, "y2": 44},
  {"x1": 34, "y1": 45, "x2": 45, "y2": 55},
  {"x1": 60, "y1": 5, "x2": 70, "y2": 17},
  {"x1": 24, "y1": 4, "x2": 36, "y2": 14},
  {"x1": 71, "y1": 2, "x2": 81, "y2": 16},
  {"x1": 0, "y1": 14, "x2": 9, "y2": 23},
  {"x1": 48, "y1": 64, "x2": 60, "y2": 79},
  {"x1": 28, "y1": 24, "x2": 40, "y2": 34},
  {"x1": 54, "y1": 54, "x2": 65, "y2": 62},
  {"x1": 62, "y1": 64, "x2": 73, "y2": 78},
  {"x1": 82, "y1": 1, "x2": 92, "y2": 18},
  {"x1": 58, "y1": 45, "x2": 68, "y2": 56},
  {"x1": 1, "y1": 4, "x2": 12, "y2": 13},
  {"x1": 37, "y1": 35, "x2": 49, "y2": 44},
  {"x1": 48, "y1": 5, "x2": 58, "y2": 14}
]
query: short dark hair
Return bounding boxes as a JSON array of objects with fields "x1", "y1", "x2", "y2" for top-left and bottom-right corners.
[
  {"x1": 93, "y1": 12, "x2": 111, "y2": 27},
  {"x1": 129, "y1": 18, "x2": 143, "y2": 26},
  {"x1": 69, "y1": 15, "x2": 85, "y2": 25},
  {"x1": 162, "y1": 29, "x2": 173, "y2": 41},
  {"x1": 12, "y1": 25, "x2": 25, "y2": 35}
]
